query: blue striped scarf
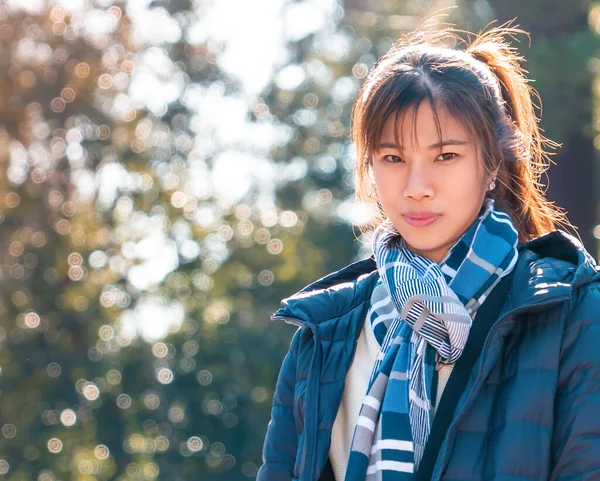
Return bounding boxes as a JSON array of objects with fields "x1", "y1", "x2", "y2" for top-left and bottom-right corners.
[{"x1": 345, "y1": 199, "x2": 518, "y2": 480}]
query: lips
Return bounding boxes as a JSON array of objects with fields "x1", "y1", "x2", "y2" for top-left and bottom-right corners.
[{"x1": 402, "y1": 213, "x2": 440, "y2": 227}]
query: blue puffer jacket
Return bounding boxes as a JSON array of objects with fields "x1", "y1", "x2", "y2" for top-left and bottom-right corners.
[{"x1": 257, "y1": 231, "x2": 600, "y2": 481}]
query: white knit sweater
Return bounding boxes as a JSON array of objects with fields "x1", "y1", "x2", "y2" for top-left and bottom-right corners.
[{"x1": 329, "y1": 317, "x2": 454, "y2": 481}]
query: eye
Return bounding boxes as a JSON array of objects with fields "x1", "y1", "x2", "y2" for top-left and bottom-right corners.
[
  {"x1": 382, "y1": 154, "x2": 403, "y2": 163},
  {"x1": 436, "y1": 152, "x2": 457, "y2": 162}
]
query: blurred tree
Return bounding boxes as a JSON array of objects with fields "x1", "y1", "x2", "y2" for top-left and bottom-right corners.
[{"x1": 0, "y1": 1, "x2": 345, "y2": 479}]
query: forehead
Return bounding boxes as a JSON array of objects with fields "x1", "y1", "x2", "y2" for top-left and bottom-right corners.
[{"x1": 380, "y1": 101, "x2": 473, "y2": 146}]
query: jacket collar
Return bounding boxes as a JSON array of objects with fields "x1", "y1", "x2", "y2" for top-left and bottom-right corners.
[
  {"x1": 272, "y1": 230, "x2": 600, "y2": 328},
  {"x1": 271, "y1": 257, "x2": 379, "y2": 328},
  {"x1": 505, "y1": 230, "x2": 599, "y2": 313}
]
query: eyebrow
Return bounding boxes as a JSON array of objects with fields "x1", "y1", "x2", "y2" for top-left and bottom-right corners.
[{"x1": 378, "y1": 139, "x2": 470, "y2": 150}]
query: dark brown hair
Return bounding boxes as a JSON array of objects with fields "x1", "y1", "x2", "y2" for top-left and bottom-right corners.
[{"x1": 352, "y1": 25, "x2": 572, "y2": 241}]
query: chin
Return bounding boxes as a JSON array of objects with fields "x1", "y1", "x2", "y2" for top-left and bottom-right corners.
[{"x1": 397, "y1": 230, "x2": 451, "y2": 261}]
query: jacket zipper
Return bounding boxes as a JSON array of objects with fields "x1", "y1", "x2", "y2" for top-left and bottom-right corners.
[
  {"x1": 272, "y1": 315, "x2": 318, "y2": 481},
  {"x1": 431, "y1": 296, "x2": 569, "y2": 481}
]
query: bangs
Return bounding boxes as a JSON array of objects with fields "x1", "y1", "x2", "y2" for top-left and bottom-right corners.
[{"x1": 360, "y1": 76, "x2": 488, "y2": 161}]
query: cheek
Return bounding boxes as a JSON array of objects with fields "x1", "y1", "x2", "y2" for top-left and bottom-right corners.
[
  {"x1": 373, "y1": 171, "x2": 398, "y2": 205},
  {"x1": 450, "y1": 163, "x2": 487, "y2": 201},
  {"x1": 372, "y1": 164, "x2": 402, "y2": 193},
  {"x1": 453, "y1": 180, "x2": 486, "y2": 203},
  {"x1": 371, "y1": 165, "x2": 386, "y2": 196}
]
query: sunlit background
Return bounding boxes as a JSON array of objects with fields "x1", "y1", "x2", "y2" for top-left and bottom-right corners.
[{"x1": 0, "y1": 0, "x2": 597, "y2": 480}]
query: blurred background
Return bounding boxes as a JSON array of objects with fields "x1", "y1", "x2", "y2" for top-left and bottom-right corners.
[{"x1": 0, "y1": 0, "x2": 597, "y2": 480}]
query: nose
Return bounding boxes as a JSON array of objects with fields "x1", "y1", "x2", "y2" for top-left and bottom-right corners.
[{"x1": 403, "y1": 162, "x2": 435, "y2": 201}]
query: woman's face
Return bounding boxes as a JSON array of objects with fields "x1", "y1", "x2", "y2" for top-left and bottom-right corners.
[{"x1": 371, "y1": 101, "x2": 494, "y2": 263}]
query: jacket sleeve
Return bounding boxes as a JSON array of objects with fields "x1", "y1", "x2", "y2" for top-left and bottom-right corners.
[
  {"x1": 257, "y1": 327, "x2": 302, "y2": 481},
  {"x1": 550, "y1": 284, "x2": 600, "y2": 480}
]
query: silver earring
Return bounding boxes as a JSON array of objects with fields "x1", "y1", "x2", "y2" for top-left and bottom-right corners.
[{"x1": 488, "y1": 178, "x2": 496, "y2": 191}]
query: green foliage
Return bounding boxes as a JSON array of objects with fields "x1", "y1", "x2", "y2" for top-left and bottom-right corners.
[{"x1": 0, "y1": 0, "x2": 368, "y2": 479}]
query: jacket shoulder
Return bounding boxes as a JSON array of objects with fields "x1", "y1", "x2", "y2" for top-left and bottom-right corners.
[{"x1": 564, "y1": 281, "x2": 600, "y2": 340}]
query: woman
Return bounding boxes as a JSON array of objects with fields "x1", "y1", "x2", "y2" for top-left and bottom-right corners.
[{"x1": 257, "y1": 25, "x2": 600, "y2": 481}]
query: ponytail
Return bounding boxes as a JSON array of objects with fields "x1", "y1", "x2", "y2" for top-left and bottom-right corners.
[{"x1": 465, "y1": 27, "x2": 572, "y2": 240}]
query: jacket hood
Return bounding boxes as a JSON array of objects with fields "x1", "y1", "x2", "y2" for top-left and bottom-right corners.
[
  {"x1": 508, "y1": 230, "x2": 600, "y2": 310},
  {"x1": 272, "y1": 230, "x2": 600, "y2": 328}
]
